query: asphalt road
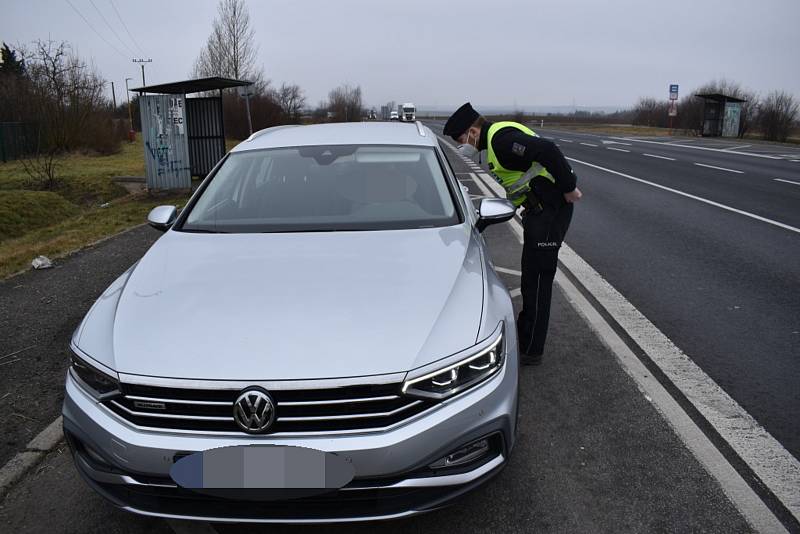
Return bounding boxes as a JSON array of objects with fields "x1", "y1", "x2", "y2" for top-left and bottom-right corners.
[
  {"x1": 0, "y1": 226, "x2": 163, "y2": 468},
  {"x1": 0, "y1": 136, "x2": 755, "y2": 532},
  {"x1": 428, "y1": 120, "x2": 800, "y2": 460}
]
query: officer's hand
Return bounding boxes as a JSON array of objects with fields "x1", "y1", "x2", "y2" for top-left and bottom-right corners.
[{"x1": 564, "y1": 187, "x2": 583, "y2": 203}]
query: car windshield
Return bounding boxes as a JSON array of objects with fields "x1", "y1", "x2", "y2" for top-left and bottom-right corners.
[{"x1": 179, "y1": 144, "x2": 460, "y2": 233}]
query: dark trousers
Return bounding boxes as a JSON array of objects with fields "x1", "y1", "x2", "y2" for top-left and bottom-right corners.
[{"x1": 517, "y1": 200, "x2": 573, "y2": 355}]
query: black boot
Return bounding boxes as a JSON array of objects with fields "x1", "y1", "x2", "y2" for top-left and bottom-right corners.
[{"x1": 520, "y1": 351, "x2": 543, "y2": 366}]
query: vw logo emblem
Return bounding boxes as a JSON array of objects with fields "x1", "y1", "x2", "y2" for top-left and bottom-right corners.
[{"x1": 233, "y1": 388, "x2": 276, "y2": 434}]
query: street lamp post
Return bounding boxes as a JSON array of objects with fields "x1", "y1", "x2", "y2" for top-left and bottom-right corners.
[
  {"x1": 238, "y1": 84, "x2": 254, "y2": 135},
  {"x1": 125, "y1": 77, "x2": 135, "y2": 142}
]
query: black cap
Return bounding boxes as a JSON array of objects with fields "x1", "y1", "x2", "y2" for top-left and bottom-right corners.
[{"x1": 443, "y1": 102, "x2": 480, "y2": 140}]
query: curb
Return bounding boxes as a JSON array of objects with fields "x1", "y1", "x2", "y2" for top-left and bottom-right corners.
[{"x1": 0, "y1": 416, "x2": 64, "y2": 499}]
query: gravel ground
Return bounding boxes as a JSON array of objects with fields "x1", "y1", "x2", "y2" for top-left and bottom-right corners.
[{"x1": 0, "y1": 225, "x2": 161, "y2": 466}]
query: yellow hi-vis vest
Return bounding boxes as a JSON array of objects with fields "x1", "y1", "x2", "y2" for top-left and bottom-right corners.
[{"x1": 486, "y1": 121, "x2": 555, "y2": 207}]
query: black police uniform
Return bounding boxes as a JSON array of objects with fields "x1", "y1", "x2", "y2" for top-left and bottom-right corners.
[{"x1": 476, "y1": 122, "x2": 577, "y2": 358}]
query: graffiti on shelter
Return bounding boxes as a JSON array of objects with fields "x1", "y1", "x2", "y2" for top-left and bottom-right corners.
[{"x1": 141, "y1": 95, "x2": 190, "y2": 185}]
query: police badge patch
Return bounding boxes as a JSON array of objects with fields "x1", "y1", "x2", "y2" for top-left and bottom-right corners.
[{"x1": 511, "y1": 142, "x2": 526, "y2": 156}]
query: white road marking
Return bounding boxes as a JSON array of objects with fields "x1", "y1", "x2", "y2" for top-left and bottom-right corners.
[
  {"x1": 607, "y1": 147, "x2": 630, "y2": 153},
  {"x1": 509, "y1": 288, "x2": 521, "y2": 298},
  {"x1": 456, "y1": 155, "x2": 799, "y2": 529},
  {"x1": 554, "y1": 266, "x2": 790, "y2": 534},
  {"x1": 580, "y1": 142, "x2": 598, "y2": 147},
  {"x1": 774, "y1": 178, "x2": 800, "y2": 186},
  {"x1": 446, "y1": 139, "x2": 800, "y2": 525},
  {"x1": 694, "y1": 162, "x2": 744, "y2": 174},
  {"x1": 722, "y1": 144, "x2": 752, "y2": 151},
  {"x1": 467, "y1": 172, "x2": 499, "y2": 202},
  {"x1": 790, "y1": 160, "x2": 800, "y2": 163},
  {"x1": 601, "y1": 140, "x2": 632, "y2": 146},
  {"x1": 495, "y1": 266, "x2": 522, "y2": 276},
  {"x1": 567, "y1": 157, "x2": 799, "y2": 234},
  {"x1": 643, "y1": 153, "x2": 676, "y2": 161},
  {"x1": 560, "y1": 138, "x2": 574, "y2": 143},
  {"x1": 611, "y1": 136, "x2": 782, "y2": 160}
]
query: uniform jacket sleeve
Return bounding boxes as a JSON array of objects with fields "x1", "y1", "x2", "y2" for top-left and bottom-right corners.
[{"x1": 491, "y1": 128, "x2": 577, "y2": 193}]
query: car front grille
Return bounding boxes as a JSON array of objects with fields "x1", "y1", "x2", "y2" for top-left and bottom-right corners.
[{"x1": 103, "y1": 382, "x2": 436, "y2": 435}]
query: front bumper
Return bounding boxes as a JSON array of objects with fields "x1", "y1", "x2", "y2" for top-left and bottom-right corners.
[{"x1": 63, "y1": 360, "x2": 517, "y2": 523}]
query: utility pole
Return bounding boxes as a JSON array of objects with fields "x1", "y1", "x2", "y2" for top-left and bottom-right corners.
[
  {"x1": 238, "y1": 85, "x2": 254, "y2": 135},
  {"x1": 125, "y1": 77, "x2": 134, "y2": 140},
  {"x1": 132, "y1": 58, "x2": 152, "y2": 91},
  {"x1": 110, "y1": 81, "x2": 117, "y2": 109}
]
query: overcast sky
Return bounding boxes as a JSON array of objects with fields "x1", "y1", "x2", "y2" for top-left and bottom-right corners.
[{"x1": 2, "y1": 0, "x2": 799, "y2": 111}]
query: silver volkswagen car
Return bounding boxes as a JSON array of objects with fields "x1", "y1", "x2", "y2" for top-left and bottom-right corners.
[{"x1": 63, "y1": 121, "x2": 519, "y2": 523}]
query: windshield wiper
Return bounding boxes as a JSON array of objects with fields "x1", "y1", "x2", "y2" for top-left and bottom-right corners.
[{"x1": 180, "y1": 228, "x2": 227, "y2": 234}]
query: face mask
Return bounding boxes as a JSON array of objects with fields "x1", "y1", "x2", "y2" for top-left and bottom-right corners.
[{"x1": 457, "y1": 130, "x2": 478, "y2": 159}]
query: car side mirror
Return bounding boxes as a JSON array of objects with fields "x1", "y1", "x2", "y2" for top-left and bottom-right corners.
[
  {"x1": 476, "y1": 198, "x2": 515, "y2": 233},
  {"x1": 147, "y1": 205, "x2": 177, "y2": 232}
]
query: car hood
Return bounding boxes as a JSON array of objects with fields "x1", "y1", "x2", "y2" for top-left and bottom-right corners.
[{"x1": 76, "y1": 225, "x2": 485, "y2": 380}]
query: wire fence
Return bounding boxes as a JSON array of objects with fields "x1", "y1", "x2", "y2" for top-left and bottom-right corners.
[{"x1": 0, "y1": 123, "x2": 39, "y2": 163}]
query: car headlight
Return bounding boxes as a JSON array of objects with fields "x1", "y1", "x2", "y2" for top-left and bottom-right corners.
[
  {"x1": 402, "y1": 323, "x2": 505, "y2": 400},
  {"x1": 69, "y1": 349, "x2": 120, "y2": 400}
]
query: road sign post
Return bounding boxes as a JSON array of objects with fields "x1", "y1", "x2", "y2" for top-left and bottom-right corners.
[{"x1": 669, "y1": 84, "x2": 679, "y2": 134}]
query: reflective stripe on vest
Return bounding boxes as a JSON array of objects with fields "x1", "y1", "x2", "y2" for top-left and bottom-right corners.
[{"x1": 486, "y1": 121, "x2": 555, "y2": 207}]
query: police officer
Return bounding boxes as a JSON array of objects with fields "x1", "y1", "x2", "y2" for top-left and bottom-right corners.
[{"x1": 444, "y1": 103, "x2": 582, "y2": 365}]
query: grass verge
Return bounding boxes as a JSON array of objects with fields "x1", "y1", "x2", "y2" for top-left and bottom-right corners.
[
  {"x1": 0, "y1": 134, "x2": 246, "y2": 279},
  {"x1": 0, "y1": 139, "x2": 144, "y2": 205},
  {"x1": 0, "y1": 191, "x2": 189, "y2": 279},
  {"x1": 0, "y1": 191, "x2": 79, "y2": 240}
]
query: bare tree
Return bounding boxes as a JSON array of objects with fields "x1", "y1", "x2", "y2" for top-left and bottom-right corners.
[
  {"x1": 14, "y1": 40, "x2": 114, "y2": 154},
  {"x1": 632, "y1": 97, "x2": 668, "y2": 127},
  {"x1": 759, "y1": 90, "x2": 799, "y2": 142},
  {"x1": 273, "y1": 82, "x2": 306, "y2": 123},
  {"x1": 327, "y1": 84, "x2": 362, "y2": 122},
  {"x1": 192, "y1": 0, "x2": 267, "y2": 93},
  {"x1": 20, "y1": 144, "x2": 61, "y2": 190},
  {"x1": 221, "y1": 92, "x2": 282, "y2": 139}
]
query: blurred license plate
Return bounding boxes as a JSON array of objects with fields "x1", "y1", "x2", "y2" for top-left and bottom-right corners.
[{"x1": 170, "y1": 445, "x2": 354, "y2": 492}]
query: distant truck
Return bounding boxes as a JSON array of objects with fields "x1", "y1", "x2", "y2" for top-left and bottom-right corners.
[
  {"x1": 398, "y1": 103, "x2": 416, "y2": 122},
  {"x1": 389, "y1": 110, "x2": 399, "y2": 121}
]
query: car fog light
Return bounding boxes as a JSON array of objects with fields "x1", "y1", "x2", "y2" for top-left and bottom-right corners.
[{"x1": 429, "y1": 438, "x2": 490, "y2": 470}]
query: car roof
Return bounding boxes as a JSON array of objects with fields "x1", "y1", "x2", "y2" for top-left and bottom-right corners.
[{"x1": 231, "y1": 122, "x2": 437, "y2": 152}]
